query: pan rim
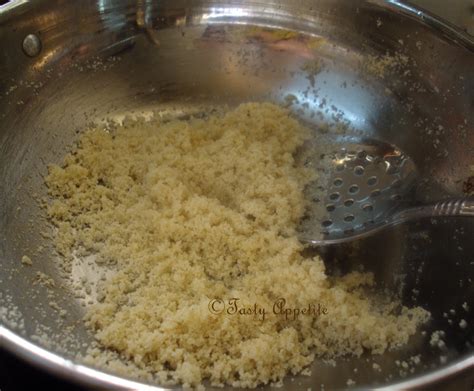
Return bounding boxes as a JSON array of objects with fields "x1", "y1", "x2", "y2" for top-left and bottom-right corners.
[{"x1": 1, "y1": 0, "x2": 473, "y2": 389}]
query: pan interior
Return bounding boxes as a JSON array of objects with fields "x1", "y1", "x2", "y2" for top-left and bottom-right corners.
[{"x1": 0, "y1": 1, "x2": 473, "y2": 389}]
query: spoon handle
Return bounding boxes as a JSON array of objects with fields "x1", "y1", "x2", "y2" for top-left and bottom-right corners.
[
  {"x1": 393, "y1": 198, "x2": 474, "y2": 224},
  {"x1": 433, "y1": 199, "x2": 474, "y2": 216},
  {"x1": 302, "y1": 198, "x2": 473, "y2": 246}
]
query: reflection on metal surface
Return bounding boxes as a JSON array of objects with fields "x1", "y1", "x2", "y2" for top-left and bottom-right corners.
[
  {"x1": 410, "y1": 0, "x2": 474, "y2": 35},
  {"x1": 203, "y1": 7, "x2": 250, "y2": 21}
]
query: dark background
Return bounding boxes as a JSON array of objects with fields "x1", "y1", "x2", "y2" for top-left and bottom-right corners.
[
  {"x1": 0, "y1": 348, "x2": 87, "y2": 391},
  {"x1": 1, "y1": 345, "x2": 474, "y2": 390}
]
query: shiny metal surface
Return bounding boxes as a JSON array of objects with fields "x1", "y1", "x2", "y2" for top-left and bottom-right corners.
[
  {"x1": 410, "y1": 0, "x2": 474, "y2": 35},
  {"x1": 0, "y1": 0, "x2": 473, "y2": 390},
  {"x1": 297, "y1": 136, "x2": 474, "y2": 244}
]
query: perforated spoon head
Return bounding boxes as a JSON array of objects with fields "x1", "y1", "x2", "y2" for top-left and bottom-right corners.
[{"x1": 298, "y1": 141, "x2": 417, "y2": 245}]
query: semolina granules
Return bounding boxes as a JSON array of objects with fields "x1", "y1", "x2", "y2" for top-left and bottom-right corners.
[{"x1": 45, "y1": 103, "x2": 429, "y2": 388}]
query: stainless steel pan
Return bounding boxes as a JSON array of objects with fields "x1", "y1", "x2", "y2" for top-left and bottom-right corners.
[{"x1": 0, "y1": 1, "x2": 473, "y2": 389}]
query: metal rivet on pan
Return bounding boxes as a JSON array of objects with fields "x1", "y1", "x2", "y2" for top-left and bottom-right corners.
[{"x1": 22, "y1": 34, "x2": 42, "y2": 57}]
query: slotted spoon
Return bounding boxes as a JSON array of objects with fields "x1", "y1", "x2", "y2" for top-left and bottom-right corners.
[{"x1": 298, "y1": 139, "x2": 474, "y2": 246}]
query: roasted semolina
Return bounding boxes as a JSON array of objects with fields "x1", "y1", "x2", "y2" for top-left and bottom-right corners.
[{"x1": 46, "y1": 103, "x2": 429, "y2": 388}]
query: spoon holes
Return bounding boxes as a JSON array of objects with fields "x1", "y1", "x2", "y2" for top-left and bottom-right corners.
[
  {"x1": 322, "y1": 219, "x2": 333, "y2": 228},
  {"x1": 344, "y1": 199, "x2": 354, "y2": 207},
  {"x1": 367, "y1": 176, "x2": 377, "y2": 186},
  {"x1": 371, "y1": 189, "x2": 381, "y2": 198},
  {"x1": 344, "y1": 214, "x2": 355, "y2": 222},
  {"x1": 348, "y1": 184, "x2": 359, "y2": 194},
  {"x1": 354, "y1": 166, "x2": 364, "y2": 176},
  {"x1": 362, "y1": 203, "x2": 373, "y2": 212}
]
